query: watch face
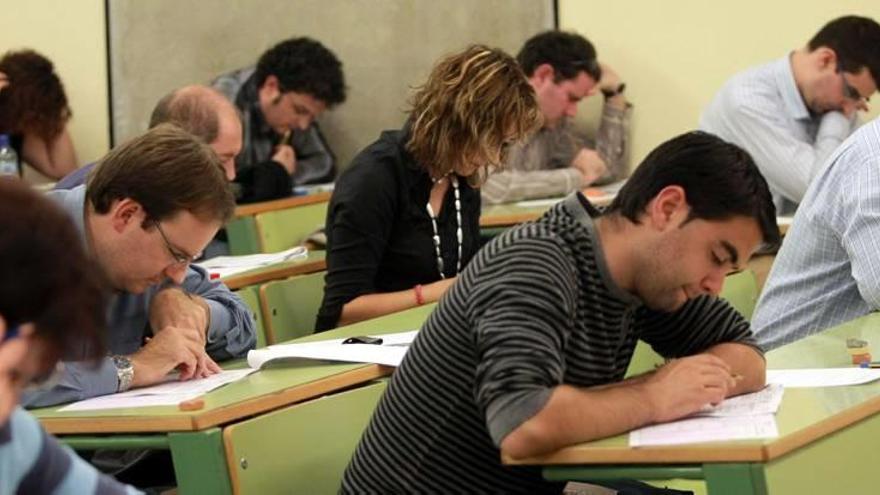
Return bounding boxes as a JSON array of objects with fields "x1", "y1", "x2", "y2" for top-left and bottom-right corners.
[{"x1": 112, "y1": 355, "x2": 132, "y2": 369}]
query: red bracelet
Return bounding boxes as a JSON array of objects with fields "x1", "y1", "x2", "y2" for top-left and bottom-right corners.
[{"x1": 414, "y1": 284, "x2": 425, "y2": 305}]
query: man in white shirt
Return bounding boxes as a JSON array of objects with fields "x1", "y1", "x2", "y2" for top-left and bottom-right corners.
[{"x1": 700, "y1": 15, "x2": 880, "y2": 214}]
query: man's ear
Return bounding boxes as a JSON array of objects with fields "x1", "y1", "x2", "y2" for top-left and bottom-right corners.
[
  {"x1": 646, "y1": 185, "x2": 688, "y2": 231},
  {"x1": 813, "y1": 46, "x2": 837, "y2": 71},
  {"x1": 531, "y1": 63, "x2": 557, "y2": 86},
  {"x1": 261, "y1": 75, "x2": 282, "y2": 101},
  {"x1": 108, "y1": 198, "x2": 145, "y2": 234}
]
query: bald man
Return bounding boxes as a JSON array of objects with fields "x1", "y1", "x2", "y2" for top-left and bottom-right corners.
[{"x1": 55, "y1": 85, "x2": 243, "y2": 189}]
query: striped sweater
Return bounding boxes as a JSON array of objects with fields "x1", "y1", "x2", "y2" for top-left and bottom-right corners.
[
  {"x1": 342, "y1": 194, "x2": 757, "y2": 494},
  {"x1": 0, "y1": 408, "x2": 140, "y2": 495}
]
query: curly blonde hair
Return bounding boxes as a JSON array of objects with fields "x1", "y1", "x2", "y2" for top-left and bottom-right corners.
[{"x1": 407, "y1": 45, "x2": 541, "y2": 184}]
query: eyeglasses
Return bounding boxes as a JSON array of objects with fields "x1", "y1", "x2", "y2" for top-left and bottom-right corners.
[
  {"x1": 153, "y1": 221, "x2": 200, "y2": 266},
  {"x1": 837, "y1": 63, "x2": 869, "y2": 103}
]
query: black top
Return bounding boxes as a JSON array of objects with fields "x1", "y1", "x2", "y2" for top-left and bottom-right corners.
[{"x1": 315, "y1": 129, "x2": 481, "y2": 331}]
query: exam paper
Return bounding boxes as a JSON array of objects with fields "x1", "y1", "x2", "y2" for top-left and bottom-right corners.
[
  {"x1": 766, "y1": 368, "x2": 880, "y2": 388},
  {"x1": 629, "y1": 414, "x2": 778, "y2": 447},
  {"x1": 197, "y1": 246, "x2": 308, "y2": 279},
  {"x1": 514, "y1": 197, "x2": 565, "y2": 208},
  {"x1": 697, "y1": 384, "x2": 784, "y2": 417},
  {"x1": 247, "y1": 330, "x2": 419, "y2": 368},
  {"x1": 58, "y1": 369, "x2": 256, "y2": 412}
]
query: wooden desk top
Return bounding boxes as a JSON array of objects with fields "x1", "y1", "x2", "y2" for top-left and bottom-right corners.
[
  {"x1": 479, "y1": 192, "x2": 614, "y2": 228},
  {"x1": 221, "y1": 251, "x2": 326, "y2": 290},
  {"x1": 504, "y1": 313, "x2": 880, "y2": 466},
  {"x1": 33, "y1": 304, "x2": 436, "y2": 435},
  {"x1": 233, "y1": 192, "x2": 331, "y2": 219}
]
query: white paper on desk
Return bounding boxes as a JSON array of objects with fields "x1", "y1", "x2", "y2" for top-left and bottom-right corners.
[
  {"x1": 776, "y1": 216, "x2": 793, "y2": 228},
  {"x1": 248, "y1": 330, "x2": 418, "y2": 368},
  {"x1": 196, "y1": 246, "x2": 308, "y2": 279},
  {"x1": 696, "y1": 384, "x2": 784, "y2": 417},
  {"x1": 767, "y1": 368, "x2": 880, "y2": 388},
  {"x1": 58, "y1": 369, "x2": 256, "y2": 412},
  {"x1": 629, "y1": 414, "x2": 779, "y2": 447},
  {"x1": 514, "y1": 197, "x2": 565, "y2": 208}
]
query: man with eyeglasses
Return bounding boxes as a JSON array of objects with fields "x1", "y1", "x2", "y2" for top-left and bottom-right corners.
[
  {"x1": 701, "y1": 15, "x2": 880, "y2": 215},
  {"x1": 23, "y1": 124, "x2": 255, "y2": 408},
  {"x1": 481, "y1": 30, "x2": 632, "y2": 205},
  {"x1": 212, "y1": 37, "x2": 347, "y2": 203}
]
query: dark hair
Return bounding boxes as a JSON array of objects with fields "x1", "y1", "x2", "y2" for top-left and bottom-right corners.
[
  {"x1": 0, "y1": 180, "x2": 106, "y2": 363},
  {"x1": 808, "y1": 16, "x2": 880, "y2": 83},
  {"x1": 0, "y1": 49, "x2": 71, "y2": 141},
  {"x1": 149, "y1": 87, "x2": 221, "y2": 143},
  {"x1": 255, "y1": 37, "x2": 346, "y2": 107},
  {"x1": 517, "y1": 31, "x2": 602, "y2": 82},
  {"x1": 87, "y1": 124, "x2": 235, "y2": 224},
  {"x1": 605, "y1": 131, "x2": 780, "y2": 249}
]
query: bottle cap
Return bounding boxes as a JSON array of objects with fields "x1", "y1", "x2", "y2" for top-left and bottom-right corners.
[{"x1": 0, "y1": 134, "x2": 9, "y2": 148}]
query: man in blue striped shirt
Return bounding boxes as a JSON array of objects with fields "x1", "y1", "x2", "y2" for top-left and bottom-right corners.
[
  {"x1": 700, "y1": 16, "x2": 880, "y2": 214},
  {"x1": 753, "y1": 117, "x2": 880, "y2": 350}
]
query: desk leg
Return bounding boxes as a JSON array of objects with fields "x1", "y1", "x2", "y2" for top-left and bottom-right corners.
[
  {"x1": 702, "y1": 463, "x2": 767, "y2": 495},
  {"x1": 169, "y1": 428, "x2": 232, "y2": 495}
]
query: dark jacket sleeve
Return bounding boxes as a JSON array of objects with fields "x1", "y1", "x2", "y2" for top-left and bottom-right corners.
[
  {"x1": 314, "y1": 155, "x2": 398, "y2": 332},
  {"x1": 234, "y1": 160, "x2": 293, "y2": 203}
]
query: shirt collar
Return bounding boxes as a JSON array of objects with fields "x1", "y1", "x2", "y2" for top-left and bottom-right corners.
[
  {"x1": 775, "y1": 54, "x2": 811, "y2": 121},
  {"x1": 237, "y1": 68, "x2": 275, "y2": 139},
  {"x1": 564, "y1": 193, "x2": 641, "y2": 307},
  {"x1": 47, "y1": 185, "x2": 89, "y2": 251}
]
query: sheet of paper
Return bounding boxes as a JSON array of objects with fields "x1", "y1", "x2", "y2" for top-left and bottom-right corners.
[
  {"x1": 776, "y1": 216, "x2": 793, "y2": 228},
  {"x1": 249, "y1": 330, "x2": 419, "y2": 368},
  {"x1": 696, "y1": 384, "x2": 784, "y2": 417},
  {"x1": 629, "y1": 414, "x2": 779, "y2": 447},
  {"x1": 514, "y1": 197, "x2": 564, "y2": 208},
  {"x1": 58, "y1": 393, "x2": 199, "y2": 411},
  {"x1": 766, "y1": 368, "x2": 880, "y2": 388},
  {"x1": 197, "y1": 246, "x2": 309, "y2": 279},
  {"x1": 59, "y1": 369, "x2": 256, "y2": 412}
]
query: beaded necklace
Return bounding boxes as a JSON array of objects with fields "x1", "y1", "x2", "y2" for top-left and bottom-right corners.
[{"x1": 425, "y1": 175, "x2": 462, "y2": 279}]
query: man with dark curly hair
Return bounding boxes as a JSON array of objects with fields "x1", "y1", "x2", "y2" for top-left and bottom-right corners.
[
  {"x1": 0, "y1": 49, "x2": 78, "y2": 180},
  {"x1": 212, "y1": 37, "x2": 347, "y2": 202}
]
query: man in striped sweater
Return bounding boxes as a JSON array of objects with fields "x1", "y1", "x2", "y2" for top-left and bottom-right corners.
[{"x1": 342, "y1": 131, "x2": 780, "y2": 494}]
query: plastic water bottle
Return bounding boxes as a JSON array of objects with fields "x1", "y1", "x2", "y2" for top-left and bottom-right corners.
[{"x1": 0, "y1": 134, "x2": 18, "y2": 177}]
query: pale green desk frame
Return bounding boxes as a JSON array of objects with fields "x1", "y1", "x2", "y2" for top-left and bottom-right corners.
[
  {"x1": 507, "y1": 313, "x2": 880, "y2": 494},
  {"x1": 219, "y1": 250, "x2": 326, "y2": 290},
  {"x1": 32, "y1": 305, "x2": 435, "y2": 495}
]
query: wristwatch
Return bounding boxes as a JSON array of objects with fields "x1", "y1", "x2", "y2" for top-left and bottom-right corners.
[
  {"x1": 111, "y1": 355, "x2": 134, "y2": 392},
  {"x1": 601, "y1": 82, "x2": 626, "y2": 99}
]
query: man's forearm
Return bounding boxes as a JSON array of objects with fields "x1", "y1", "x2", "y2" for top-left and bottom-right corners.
[
  {"x1": 500, "y1": 382, "x2": 653, "y2": 459},
  {"x1": 705, "y1": 342, "x2": 766, "y2": 396}
]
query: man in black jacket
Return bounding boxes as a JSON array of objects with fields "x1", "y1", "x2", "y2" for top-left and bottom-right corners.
[{"x1": 212, "y1": 37, "x2": 347, "y2": 203}]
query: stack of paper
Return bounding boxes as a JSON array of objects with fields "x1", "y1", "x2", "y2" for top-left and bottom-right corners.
[
  {"x1": 59, "y1": 369, "x2": 256, "y2": 412},
  {"x1": 197, "y1": 246, "x2": 308, "y2": 279},
  {"x1": 247, "y1": 330, "x2": 419, "y2": 369},
  {"x1": 629, "y1": 384, "x2": 784, "y2": 447}
]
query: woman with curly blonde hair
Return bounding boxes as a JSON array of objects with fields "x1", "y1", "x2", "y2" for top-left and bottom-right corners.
[
  {"x1": 316, "y1": 45, "x2": 541, "y2": 331},
  {"x1": 0, "y1": 49, "x2": 78, "y2": 180}
]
